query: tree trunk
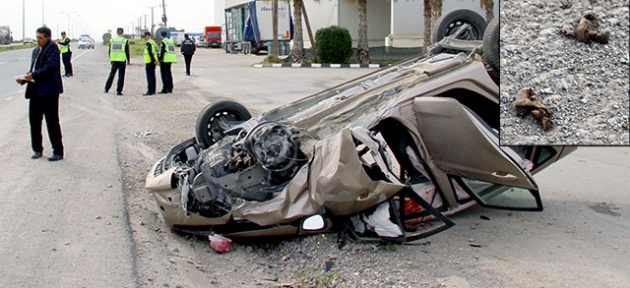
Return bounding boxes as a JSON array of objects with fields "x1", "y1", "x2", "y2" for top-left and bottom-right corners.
[
  {"x1": 272, "y1": 0, "x2": 279, "y2": 57},
  {"x1": 423, "y1": 0, "x2": 443, "y2": 49},
  {"x1": 356, "y1": 0, "x2": 370, "y2": 64},
  {"x1": 291, "y1": 0, "x2": 306, "y2": 63},
  {"x1": 482, "y1": 0, "x2": 494, "y2": 22},
  {"x1": 423, "y1": 0, "x2": 431, "y2": 48},
  {"x1": 302, "y1": 4, "x2": 319, "y2": 63}
]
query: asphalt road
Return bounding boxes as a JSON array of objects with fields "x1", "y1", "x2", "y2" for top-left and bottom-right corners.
[
  {"x1": 0, "y1": 48, "x2": 31, "y2": 102},
  {"x1": 0, "y1": 43, "x2": 137, "y2": 287},
  {"x1": 0, "y1": 43, "x2": 91, "y2": 104}
]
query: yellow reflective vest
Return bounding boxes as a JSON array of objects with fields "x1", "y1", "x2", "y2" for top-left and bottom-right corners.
[
  {"x1": 144, "y1": 38, "x2": 158, "y2": 64},
  {"x1": 161, "y1": 38, "x2": 177, "y2": 63},
  {"x1": 59, "y1": 37, "x2": 71, "y2": 53},
  {"x1": 110, "y1": 36, "x2": 128, "y2": 62}
]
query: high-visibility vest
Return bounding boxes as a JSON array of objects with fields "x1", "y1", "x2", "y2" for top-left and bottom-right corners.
[
  {"x1": 59, "y1": 37, "x2": 71, "y2": 53},
  {"x1": 144, "y1": 38, "x2": 158, "y2": 64},
  {"x1": 110, "y1": 36, "x2": 128, "y2": 62},
  {"x1": 161, "y1": 38, "x2": 177, "y2": 63}
]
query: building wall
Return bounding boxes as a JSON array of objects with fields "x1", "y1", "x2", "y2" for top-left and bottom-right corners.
[
  {"x1": 391, "y1": 0, "x2": 499, "y2": 47},
  {"x1": 301, "y1": 0, "x2": 340, "y2": 48},
  {"x1": 338, "y1": 0, "x2": 391, "y2": 48}
]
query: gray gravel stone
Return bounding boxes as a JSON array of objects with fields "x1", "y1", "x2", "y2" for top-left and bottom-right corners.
[{"x1": 500, "y1": 0, "x2": 629, "y2": 145}]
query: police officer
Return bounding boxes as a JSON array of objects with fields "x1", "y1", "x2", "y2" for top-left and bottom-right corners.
[
  {"x1": 180, "y1": 33, "x2": 196, "y2": 76},
  {"x1": 143, "y1": 31, "x2": 159, "y2": 96},
  {"x1": 158, "y1": 30, "x2": 176, "y2": 94},
  {"x1": 56, "y1": 31, "x2": 73, "y2": 77},
  {"x1": 104, "y1": 27, "x2": 130, "y2": 96}
]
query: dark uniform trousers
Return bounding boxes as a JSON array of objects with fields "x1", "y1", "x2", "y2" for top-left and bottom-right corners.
[
  {"x1": 145, "y1": 62, "x2": 156, "y2": 94},
  {"x1": 160, "y1": 63, "x2": 173, "y2": 92},
  {"x1": 29, "y1": 94, "x2": 64, "y2": 156},
  {"x1": 184, "y1": 54, "x2": 193, "y2": 75},
  {"x1": 62, "y1": 52, "x2": 73, "y2": 76},
  {"x1": 105, "y1": 61, "x2": 126, "y2": 93}
]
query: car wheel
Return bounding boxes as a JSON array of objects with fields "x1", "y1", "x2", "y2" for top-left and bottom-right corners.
[
  {"x1": 195, "y1": 100, "x2": 252, "y2": 147},
  {"x1": 431, "y1": 9, "x2": 488, "y2": 43},
  {"x1": 482, "y1": 17, "x2": 500, "y2": 76}
]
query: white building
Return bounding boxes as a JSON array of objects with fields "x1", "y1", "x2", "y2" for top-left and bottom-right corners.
[{"x1": 218, "y1": 0, "x2": 498, "y2": 48}]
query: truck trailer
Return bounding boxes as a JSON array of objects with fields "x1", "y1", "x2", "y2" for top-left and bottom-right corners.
[
  {"x1": 204, "y1": 26, "x2": 222, "y2": 48},
  {"x1": 224, "y1": 0, "x2": 293, "y2": 55},
  {"x1": 0, "y1": 26, "x2": 13, "y2": 45}
]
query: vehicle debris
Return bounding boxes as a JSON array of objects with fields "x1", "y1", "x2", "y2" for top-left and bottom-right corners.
[
  {"x1": 208, "y1": 233, "x2": 232, "y2": 253},
  {"x1": 560, "y1": 13, "x2": 609, "y2": 44},
  {"x1": 514, "y1": 87, "x2": 554, "y2": 130},
  {"x1": 144, "y1": 14, "x2": 575, "y2": 244}
]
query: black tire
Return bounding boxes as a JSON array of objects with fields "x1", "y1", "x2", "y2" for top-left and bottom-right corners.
[
  {"x1": 482, "y1": 16, "x2": 500, "y2": 73},
  {"x1": 195, "y1": 100, "x2": 252, "y2": 147},
  {"x1": 431, "y1": 9, "x2": 488, "y2": 43}
]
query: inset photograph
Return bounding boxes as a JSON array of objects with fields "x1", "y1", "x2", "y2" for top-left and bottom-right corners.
[{"x1": 500, "y1": 0, "x2": 629, "y2": 145}]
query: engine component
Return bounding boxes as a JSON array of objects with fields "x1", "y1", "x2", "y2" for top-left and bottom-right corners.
[{"x1": 245, "y1": 123, "x2": 298, "y2": 172}]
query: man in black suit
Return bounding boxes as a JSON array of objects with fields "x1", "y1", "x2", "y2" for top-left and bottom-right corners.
[{"x1": 15, "y1": 26, "x2": 65, "y2": 161}]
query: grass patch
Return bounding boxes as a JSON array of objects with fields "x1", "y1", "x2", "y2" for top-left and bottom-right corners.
[
  {"x1": 128, "y1": 40, "x2": 146, "y2": 56},
  {"x1": 377, "y1": 242, "x2": 398, "y2": 252},
  {"x1": 314, "y1": 272, "x2": 340, "y2": 287},
  {"x1": 0, "y1": 44, "x2": 37, "y2": 52}
]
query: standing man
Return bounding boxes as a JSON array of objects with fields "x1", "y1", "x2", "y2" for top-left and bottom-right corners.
[
  {"x1": 143, "y1": 31, "x2": 159, "y2": 96},
  {"x1": 104, "y1": 28, "x2": 130, "y2": 96},
  {"x1": 180, "y1": 33, "x2": 196, "y2": 76},
  {"x1": 56, "y1": 31, "x2": 73, "y2": 77},
  {"x1": 15, "y1": 26, "x2": 64, "y2": 161},
  {"x1": 158, "y1": 30, "x2": 176, "y2": 94}
]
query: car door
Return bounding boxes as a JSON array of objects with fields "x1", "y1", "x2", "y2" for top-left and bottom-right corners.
[{"x1": 413, "y1": 97, "x2": 543, "y2": 211}]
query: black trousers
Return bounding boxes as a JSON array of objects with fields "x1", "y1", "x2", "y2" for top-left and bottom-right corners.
[
  {"x1": 29, "y1": 95, "x2": 64, "y2": 156},
  {"x1": 145, "y1": 63, "x2": 156, "y2": 94},
  {"x1": 183, "y1": 54, "x2": 193, "y2": 75},
  {"x1": 160, "y1": 62, "x2": 173, "y2": 92},
  {"x1": 104, "y1": 61, "x2": 126, "y2": 93},
  {"x1": 62, "y1": 52, "x2": 73, "y2": 76}
]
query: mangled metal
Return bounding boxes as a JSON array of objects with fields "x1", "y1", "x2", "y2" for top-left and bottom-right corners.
[{"x1": 145, "y1": 16, "x2": 576, "y2": 243}]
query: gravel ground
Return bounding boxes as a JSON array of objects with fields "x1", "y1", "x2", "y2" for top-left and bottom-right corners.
[{"x1": 500, "y1": 0, "x2": 629, "y2": 145}]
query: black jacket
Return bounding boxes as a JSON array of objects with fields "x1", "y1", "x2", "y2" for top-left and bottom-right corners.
[
  {"x1": 181, "y1": 38, "x2": 196, "y2": 55},
  {"x1": 25, "y1": 40, "x2": 63, "y2": 98}
]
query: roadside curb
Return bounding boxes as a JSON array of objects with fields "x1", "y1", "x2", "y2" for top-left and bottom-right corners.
[{"x1": 253, "y1": 63, "x2": 389, "y2": 68}]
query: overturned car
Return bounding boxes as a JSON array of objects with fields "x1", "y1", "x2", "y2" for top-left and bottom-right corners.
[{"x1": 145, "y1": 16, "x2": 576, "y2": 243}]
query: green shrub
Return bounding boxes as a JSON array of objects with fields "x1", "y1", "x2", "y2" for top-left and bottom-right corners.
[{"x1": 315, "y1": 25, "x2": 352, "y2": 64}]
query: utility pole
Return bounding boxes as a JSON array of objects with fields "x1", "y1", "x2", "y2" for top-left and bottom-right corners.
[
  {"x1": 160, "y1": 0, "x2": 167, "y2": 27},
  {"x1": 22, "y1": 0, "x2": 25, "y2": 40},
  {"x1": 144, "y1": 14, "x2": 147, "y2": 31},
  {"x1": 149, "y1": 6, "x2": 155, "y2": 30}
]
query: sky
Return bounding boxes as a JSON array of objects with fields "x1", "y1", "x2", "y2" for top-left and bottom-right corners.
[{"x1": 0, "y1": 0, "x2": 222, "y2": 40}]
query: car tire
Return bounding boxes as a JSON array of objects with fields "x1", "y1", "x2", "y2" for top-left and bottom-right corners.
[
  {"x1": 482, "y1": 17, "x2": 500, "y2": 74},
  {"x1": 195, "y1": 100, "x2": 252, "y2": 147},
  {"x1": 431, "y1": 9, "x2": 488, "y2": 43}
]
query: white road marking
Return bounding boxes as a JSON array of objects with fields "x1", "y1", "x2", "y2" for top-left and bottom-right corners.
[
  {"x1": 0, "y1": 62, "x2": 6, "y2": 65},
  {"x1": 20, "y1": 57, "x2": 28, "y2": 60},
  {"x1": 5, "y1": 96, "x2": 14, "y2": 101},
  {"x1": 73, "y1": 50, "x2": 91, "y2": 61}
]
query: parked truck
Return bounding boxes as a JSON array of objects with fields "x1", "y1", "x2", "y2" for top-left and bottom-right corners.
[
  {"x1": 224, "y1": 0, "x2": 293, "y2": 55},
  {"x1": 204, "y1": 26, "x2": 222, "y2": 48},
  {"x1": 0, "y1": 26, "x2": 13, "y2": 45}
]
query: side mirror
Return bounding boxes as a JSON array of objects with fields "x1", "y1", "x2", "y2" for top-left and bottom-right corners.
[{"x1": 301, "y1": 214, "x2": 326, "y2": 231}]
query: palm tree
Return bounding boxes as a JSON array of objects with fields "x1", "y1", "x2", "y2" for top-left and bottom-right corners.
[
  {"x1": 423, "y1": 0, "x2": 443, "y2": 49},
  {"x1": 291, "y1": 0, "x2": 306, "y2": 63},
  {"x1": 481, "y1": 0, "x2": 494, "y2": 22},
  {"x1": 356, "y1": 0, "x2": 369, "y2": 64}
]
